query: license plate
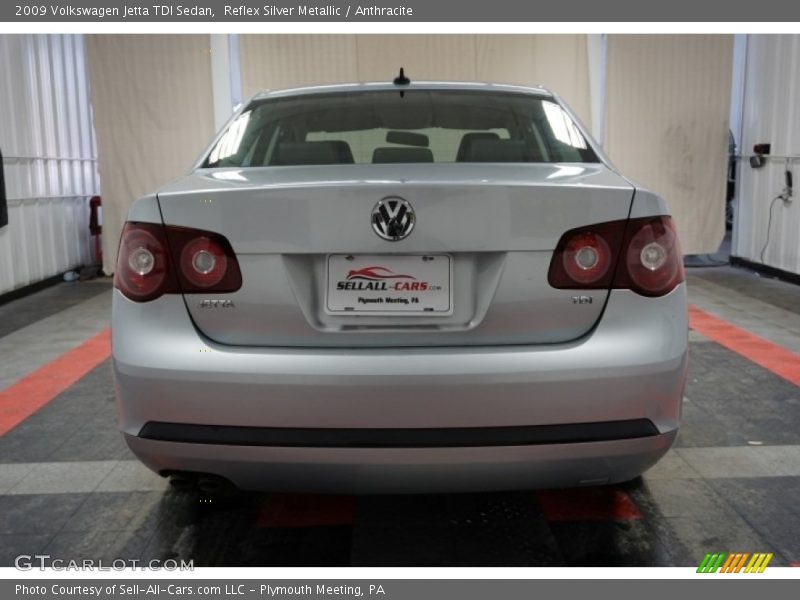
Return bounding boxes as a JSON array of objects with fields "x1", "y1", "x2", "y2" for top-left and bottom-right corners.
[{"x1": 326, "y1": 254, "x2": 453, "y2": 316}]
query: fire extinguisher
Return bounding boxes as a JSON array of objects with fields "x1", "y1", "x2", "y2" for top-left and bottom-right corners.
[{"x1": 89, "y1": 196, "x2": 102, "y2": 266}]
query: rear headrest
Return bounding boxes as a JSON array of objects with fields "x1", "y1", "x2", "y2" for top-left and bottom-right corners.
[
  {"x1": 463, "y1": 139, "x2": 528, "y2": 163},
  {"x1": 456, "y1": 132, "x2": 500, "y2": 162},
  {"x1": 271, "y1": 141, "x2": 354, "y2": 165},
  {"x1": 372, "y1": 147, "x2": 434, "y2": 163}
]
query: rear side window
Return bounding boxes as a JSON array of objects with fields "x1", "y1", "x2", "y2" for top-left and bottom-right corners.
[{"x1": 205, "y1": 90, "x2": 599, "y2": 167}]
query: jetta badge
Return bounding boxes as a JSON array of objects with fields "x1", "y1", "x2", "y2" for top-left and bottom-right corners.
[{"x1": 371, "y1": 197, "x2": 415, "y2": 241}]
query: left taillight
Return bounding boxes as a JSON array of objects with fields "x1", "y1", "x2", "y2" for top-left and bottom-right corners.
[
  {"x1": 115, "y1": 222, "x2": 241, "y2": 302},
  {"x1": 115, "y1": 222, "x2": 175, "y2": 302}
]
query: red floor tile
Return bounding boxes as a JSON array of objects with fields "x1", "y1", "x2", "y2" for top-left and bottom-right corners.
[
  {"x1": 0, "y1": 328, "x2": 111, "y2": 436},
  {"x1": 689, "y1": 305, "x2": 800, "y2": 388},
  {"x1": 537, "y1": 487, "x2": 642, "y2": 522},
  {"x1": 257, "y1": 494, "x2": 355, "y2": 528}
]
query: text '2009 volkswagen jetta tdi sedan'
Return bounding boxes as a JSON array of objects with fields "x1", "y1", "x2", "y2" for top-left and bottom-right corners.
[{"x1": 112, "y1": 77, "x2": 688, "y2": 494}]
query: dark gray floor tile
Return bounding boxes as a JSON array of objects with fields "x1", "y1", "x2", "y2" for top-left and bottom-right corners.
[
  {"x1": 54, "y1": 430, "x2": 132, "y2": 462},
  {"x1": 44, "y1": 529, "x2": 152, "y2": 563},
  {"x1": 0, "y1": 280, "x2": 112, "y2": 340},
  {"x1": 549, "y1": 520, "x2": 673, "y2": 566},
  {"x1": 60, "y1": 491, "x2": 164, "y2": 533},
  {"x1": 687, "y1": 267, "x2": 800, "y2": 316},
  {"x1": 629, "y1": 478, "x2": 738, "y2": 519},
  {"x1": 680, "y1": 342, "x2": 800, "y2": 447},
  {"x1": 218, "y1": 526, "x2": 352, "y2": 567},
  {"x1": 0, "y1": 533, "x2": 54, "y2": 566},
  {"x1": 352, "y1": 491, "x2": 561, "y2": 566},
  {"x1": 0, "y1": 494, "x2": 88, "y2": 535},
  {"x1": 736, "y1": 512, "x2": 800, "y2": 565},
  {"x1": 0, "y1": 426, "x2": 78, "y2": 463},
  {"x1": 706, "y1": 477, "x2": 800, "y2": 518},
  {"x1": 351, "y1": 520, "x2": 455, "y2": 566}
]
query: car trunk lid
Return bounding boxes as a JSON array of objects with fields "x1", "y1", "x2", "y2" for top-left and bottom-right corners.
[{"x1": 156, "y1": 163, "x2": 634, "y2": 347}]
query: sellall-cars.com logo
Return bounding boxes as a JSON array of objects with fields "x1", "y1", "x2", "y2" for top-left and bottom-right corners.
[
  {"x1": 336, "y1": 266, "x2": 434, "y2": 292},
  {"x1": 697, "y1": 552, "x2": 773, "y2": 573}
]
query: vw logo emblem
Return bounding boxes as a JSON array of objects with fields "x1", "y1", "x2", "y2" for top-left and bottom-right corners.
[{"x1": 371, "y1": 197, "x2": 415, "y2": 241}]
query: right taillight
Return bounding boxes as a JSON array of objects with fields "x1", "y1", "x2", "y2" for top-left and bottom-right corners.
[
  {"x1": 167, "y1": 226, "x2": 241, "y2": 293},
  {"x1": 548, "y1": 216, "x2": 684, "y2": 297},
  {"x1": 179, "y1": 236, "x2": 228, "y2": 288},
  {"x1": 115, "y1": 222, "x2": 241, "y2": 302}
]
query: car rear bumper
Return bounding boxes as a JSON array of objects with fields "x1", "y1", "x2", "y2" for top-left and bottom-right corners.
[
  {"x1": 112, "y1": 284, "x2": 688, "y2": 492},
  {"x1": 125, "y1": 429, "x2": 677, "y2": 493}
]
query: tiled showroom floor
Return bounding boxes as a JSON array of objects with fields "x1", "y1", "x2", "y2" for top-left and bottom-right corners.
[{"x1": 0, "y1": 266, "x2": 798, "y2": 567}]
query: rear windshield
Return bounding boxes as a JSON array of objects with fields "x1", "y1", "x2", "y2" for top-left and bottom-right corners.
[{"x1": 204, "y1": 90, "x2": 599, "y2": 168}]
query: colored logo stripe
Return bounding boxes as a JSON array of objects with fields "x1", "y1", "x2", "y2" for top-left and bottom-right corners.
[
  {"x1": 720, "y1": 553, "x2": 749, "y2": 573},
  {"x1": 745, "y1": 553, "x2": 773, "y2": 573},
  {"x1": 697, "y1": 553, "x2": 727, "y2": 573},
  {"x1": 698, "y1": 552, "x2": 773, "y2": 573}
]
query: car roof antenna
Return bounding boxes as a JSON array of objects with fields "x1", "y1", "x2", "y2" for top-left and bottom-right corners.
[{"x1": 393, "y1": 67, "x2": 410, "y2": 97}]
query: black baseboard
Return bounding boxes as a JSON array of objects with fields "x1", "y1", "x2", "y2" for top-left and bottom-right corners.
[
  {"x1": 730, "y1": 256, "x2": 800, "y2": 286},
  {"x1": 0, "y1": 273, "x2": 66, "y2": 307}
]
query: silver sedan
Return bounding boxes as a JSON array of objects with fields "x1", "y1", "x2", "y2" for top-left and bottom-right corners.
[{"x1": 112, "y1": 81, "x2": 688, "y2": 493}]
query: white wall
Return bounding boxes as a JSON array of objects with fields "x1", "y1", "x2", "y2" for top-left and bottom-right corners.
[
  {"x1": 86, "y1": 35, "x2": 216, "y2": 274},
  {"x1": 240, "y1": 34, "x2": 593, "y2": 128},
  {"x1": 87, "y1": 34, "x2": 594, "y2": 276},
  {"x1": 0, "y1": 34, "x2": 99, "y2": 295},
  {"x1": 604, "y1": 35, "x2": 733, "y2": 256},
  {"x1": 12, "y1": 33, "x2": 738, "y2": 279},
  {"x1": 732, "y1": 35, "x2": 800, "y2": 275},
  {"x1": 240, "y1": 34, "x2": 732, "y2": 256}
]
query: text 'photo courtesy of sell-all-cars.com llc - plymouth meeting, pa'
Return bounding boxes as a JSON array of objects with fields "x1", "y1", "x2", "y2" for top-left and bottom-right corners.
[{"x1": 112, "y1": 71, "x2": 687, "y2": 495}]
